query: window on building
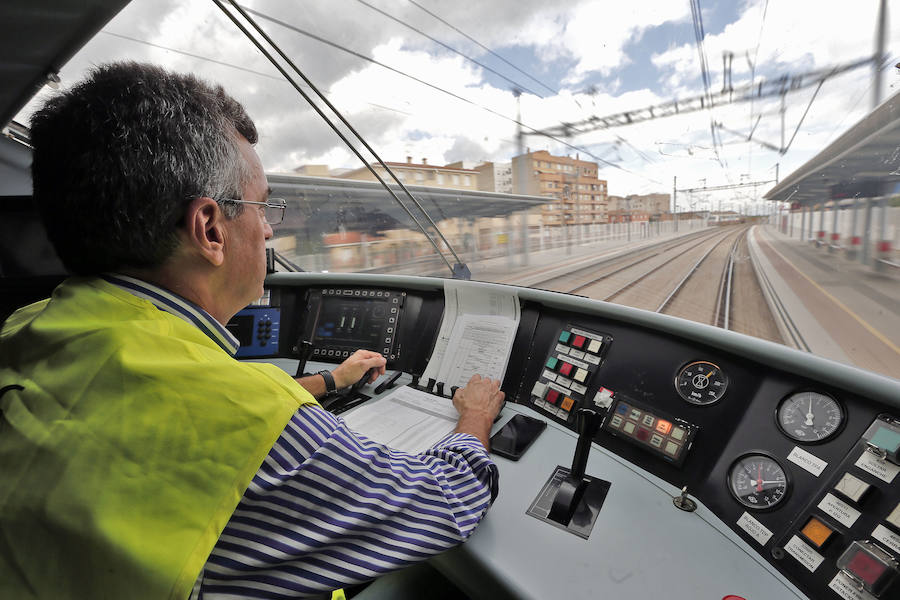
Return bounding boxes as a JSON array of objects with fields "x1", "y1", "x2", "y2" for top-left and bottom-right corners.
[
  {"x1": 452, "y1": 174, "x2": 460, "y2": 184},
  {"x1": 437, "y1": 173, "x2": 444, "y2": 184},
  {"x1": 415, "y1": 171, "x2": 424, "y2": 182},
  {"x1": 464, "y1": 175, "x2": 471, "y2": 186}
]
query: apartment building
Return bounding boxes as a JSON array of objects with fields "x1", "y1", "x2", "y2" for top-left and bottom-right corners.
[
  {"x1": 511, "y1": 150, "x2": 608, "y2": 227},
  {"x1": 607, "y1": 192, "x2": 671, "y2": 222},
  {"x1": 472, "y1": 161, "x2": 513, "y2": 193}
]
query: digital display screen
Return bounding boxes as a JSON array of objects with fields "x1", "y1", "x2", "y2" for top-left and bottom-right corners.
[
  {"x1": 306, "y1": 288, "x2": 403, "y2": 360},
  {"x1": 225, "y1": 314, "x2": 254, "y2": 345},
  {"x1": 315, "y1": 300, "x2": 385, "y2": 346}
]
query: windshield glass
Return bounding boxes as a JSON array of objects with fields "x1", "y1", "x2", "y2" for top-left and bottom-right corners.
[{"x1": 11, "y1": 0, "x2": 900, "y2": 378}]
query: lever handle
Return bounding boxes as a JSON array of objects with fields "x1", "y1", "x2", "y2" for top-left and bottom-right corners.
[
  {"x1": 294, "y1": 340, "x2": 314, "y2": 378},
  {"x1": 570, "y1": 408, "x2": 602, "y2": 480}
]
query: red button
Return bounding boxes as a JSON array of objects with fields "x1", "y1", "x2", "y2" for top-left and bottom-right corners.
[
  {"x1": 572, "y1": 335, "x2": 586, "y2": 348},
  {"x1": 849, "y1": 550, "x2": 887, "y2": 586},
  {"x1": 546, "y1": 389, "x2": 560, "y2": 405},
  {"x1": 636, "y1": 427, "x2": 650, "y2": 442},
  {"x1": 558, "y1": 362, "x2": 573, "y2": 376}
]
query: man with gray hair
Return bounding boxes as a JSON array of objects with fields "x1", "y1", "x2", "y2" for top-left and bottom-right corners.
[{"x1": 0, "y1": 62, "x2": 504, "y2": 599}]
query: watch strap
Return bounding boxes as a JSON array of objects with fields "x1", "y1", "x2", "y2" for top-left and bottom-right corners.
[{"x1": 318, "y1": 370, "x2": 337, "y2": 395}]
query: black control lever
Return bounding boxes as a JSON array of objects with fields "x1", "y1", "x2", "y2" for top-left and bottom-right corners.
[
  {"x1": 374, "y1": 371, "x2": 403, "y2": 395},
  {"x1": 570, "y1": 408, "x2": 602, "y2": 480},
  {"x1": 548, "y1": 408, "x2": 604, "y2": 526},
  {"x1": 294, "y1": 340, "x2": 314, "y2": 378},
  {"x1": 352, "y1": 368, "x2": 377, "y2": 392}
]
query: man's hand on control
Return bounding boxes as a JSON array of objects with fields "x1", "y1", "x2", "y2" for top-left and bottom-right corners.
[
  {"x1": 452, "y1": 374, "x2": 505, "y2": 450},
  {"x1": 331, "y1": 350, "x2": 387, "y2": 389}
]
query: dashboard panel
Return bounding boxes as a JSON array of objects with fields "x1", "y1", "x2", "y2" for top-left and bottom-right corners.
[{"x1": 236, "y1": 273, "x2": 900, "y2": 600}]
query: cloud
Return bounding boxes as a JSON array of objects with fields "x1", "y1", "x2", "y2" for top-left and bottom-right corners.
[
  {"x1": 558, "y1": 1, "x2": 692, "y2": 84},
  {"x1": 13, "y1": 0, "x2": 899, "y2": 207}
]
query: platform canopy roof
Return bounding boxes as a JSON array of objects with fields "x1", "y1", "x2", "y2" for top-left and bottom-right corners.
[
  {"x1": 764, "y1": 89, "x2": 900, "y2": 205},
  {"x1": 267, "y1": 173, "x2": 547, "y2": 227}
]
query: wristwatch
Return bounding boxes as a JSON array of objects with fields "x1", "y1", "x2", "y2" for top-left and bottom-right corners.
[{"x1": 318, "y1": 370, "x2": 337, "y2": 395}]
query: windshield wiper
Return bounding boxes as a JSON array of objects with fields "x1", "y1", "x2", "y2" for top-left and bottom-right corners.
[{"x1": 213, "y1": 0, "x2": 470, "y2": 279}]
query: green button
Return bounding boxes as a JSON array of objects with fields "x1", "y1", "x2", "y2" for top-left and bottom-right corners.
[
  {"x1": 558, "y1": 331, "x2": 571, "y2": 343},
  {"x1": 546, "y1": 357, "x2": 558, "y2": 370}
]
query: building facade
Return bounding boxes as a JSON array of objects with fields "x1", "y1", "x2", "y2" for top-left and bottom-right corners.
[
  {"x1": 338, "y1": 157, "x2": 479, "y2": 191},
  {"x1": 511, "y1": 150, "x2": 609, "y2": 228},
  {"x1": 473, "y1": 161, "x2": 513, "y2": 194}
]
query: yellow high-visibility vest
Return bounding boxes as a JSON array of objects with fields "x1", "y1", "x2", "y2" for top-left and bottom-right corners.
[{"x1": 0, "y1": 277, "x2": 316, "y2": 599}]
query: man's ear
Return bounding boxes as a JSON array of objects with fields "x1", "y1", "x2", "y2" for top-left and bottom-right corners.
[{"x1": 182, "y1": 197, "x2": 226, "y2": 267}]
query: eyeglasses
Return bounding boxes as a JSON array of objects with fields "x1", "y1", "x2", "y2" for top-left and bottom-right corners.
[{"x1": 218, "y1": 197, "x2": 287, "y2": 225}]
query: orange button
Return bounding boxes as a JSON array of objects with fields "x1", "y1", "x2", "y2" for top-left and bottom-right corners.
[
  {"x1": 560, "y1": 396, "x2": 575, "y2": 411},
  {"x1": 655, "y1": 419, "x2": 672, "y2": 435},
  {"x1": 801, "y1": 516, "x2": 834, "y2": 548}
]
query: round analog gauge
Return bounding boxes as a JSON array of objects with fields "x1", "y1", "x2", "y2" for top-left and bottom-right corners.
[
  {"x1": 776, "y1": 391, "x2": 844, "y2": 443},
  {"x1": 675, "y1": 360, "x2": 728, "y2": 405},
  {"x1": 728, "y1": 454, "x2": 790, "y2": 510}
]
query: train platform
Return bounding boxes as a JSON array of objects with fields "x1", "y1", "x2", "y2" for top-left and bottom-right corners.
[{"x1": 750, "y1": 225, "x2": 900, "y2": 381}]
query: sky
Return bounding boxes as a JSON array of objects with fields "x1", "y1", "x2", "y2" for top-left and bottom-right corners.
[{"x1": 16, "y1": 0, "x2": 900, "y2": 213}]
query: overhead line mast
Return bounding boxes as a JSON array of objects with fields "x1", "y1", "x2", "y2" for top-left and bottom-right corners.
[{"x1": 529, "y1": 57, "x2": 875, "y2": 138}]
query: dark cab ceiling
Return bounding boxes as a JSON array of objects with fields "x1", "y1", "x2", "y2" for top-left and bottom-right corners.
[{"x1": 1, "y1": 0, "x2": 131, "y2": 127}]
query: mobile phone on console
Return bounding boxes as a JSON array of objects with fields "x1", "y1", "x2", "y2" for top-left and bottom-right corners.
[{"x1": 490, "y1": 414, "x2": 547, "y2": 461}]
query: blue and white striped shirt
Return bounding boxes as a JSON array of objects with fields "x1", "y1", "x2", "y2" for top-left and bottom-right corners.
[{"x1": 102, "y1": 275, "x2": 499, "y2": 599}]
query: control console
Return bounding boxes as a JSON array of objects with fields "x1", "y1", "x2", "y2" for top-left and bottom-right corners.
[{"x1": 230, "y1": 306, "x2": 281, "y2": 358}]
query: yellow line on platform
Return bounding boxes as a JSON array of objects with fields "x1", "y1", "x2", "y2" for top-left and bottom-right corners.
[{"x1": 761, "y1": 234, "x2": 900, "y2": 356}]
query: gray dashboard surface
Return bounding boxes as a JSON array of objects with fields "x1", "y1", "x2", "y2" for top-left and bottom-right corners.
[{"x1": 268, "y1": 360, "x2": 806, "y2": 600}]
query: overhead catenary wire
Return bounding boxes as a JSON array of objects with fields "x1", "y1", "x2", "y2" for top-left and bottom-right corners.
[
  {"x1": 747, "y1": 0, "x2": 770, "y2": 175},
  {"x1": 690, "y1": 0, "x2": 728, "y2": 173},
  {"x1": 240, "y1": 5, "x2": 657, "y2": 181},
  {"x1": 213, "y1": 0, "x2": 463, "y2": 273},
  {"x1": 352, "y1": 0, "x2": 545, "y2": 99},
  {"x1": 99, "y1": 30, "x2": 416, "y2": 119},
  {"x1": 406, "y1": 0, "x2": 562, "y2": 98}
]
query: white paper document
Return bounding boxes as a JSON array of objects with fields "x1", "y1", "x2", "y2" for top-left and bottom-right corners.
[
  {"x1": 422, "y1": 281, "x2": 520, "y2": 388},
  {"x1": 342, "y1": 385, "x2": 459, "y2": 454}
]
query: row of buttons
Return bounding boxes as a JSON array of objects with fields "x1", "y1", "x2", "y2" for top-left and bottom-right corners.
[
  {"x1": 614, "y1": 403, "x2": 687, "y2": 441},
  {"x1": 530, "y1": 381, "x2": 579, "y2": 422},
  {"x1": 608, "y1": 414, "x2": 682, "y2": 458},
  {"x1": 314, "y1": 348, "x2": 352, "y2": 358},
  {"x1": 545, "y1": 389, "x2": 576, "y2": 412},
  {"x1": 607, "y1": 401, "x2": 688, "y2": 460},
  {"x1": 312, "y1": 347, "x2": 391, "y2": 358},
  {"x1": 558, "y1": 330, "x2": 603, "y2": 354},
  {"x1": 325, "y1": 289, "x2": 397, "y2": 299},
  {"x1": 545, "y1": 357, "x2": 589, "y2": 383}
]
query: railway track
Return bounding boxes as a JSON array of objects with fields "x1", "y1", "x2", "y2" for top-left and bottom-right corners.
[{"x1": 531, "y1": 225, "x2": 783, "y2": 343}]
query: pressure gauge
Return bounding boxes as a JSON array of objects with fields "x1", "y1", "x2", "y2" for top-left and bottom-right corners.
[
  {"x1": 675, "y1": 360, "x2": 728, "y2": 405},
  {"x1": 728, "y1": 454, "x2": 789, "y2": 510},
  {"x1": 776, "y1": 391, "x2": 844, "y2": 443}
]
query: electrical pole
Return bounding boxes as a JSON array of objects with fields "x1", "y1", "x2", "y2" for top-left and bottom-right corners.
[
  {"x1": 514, "y1": 89, "x2": 529, "y2": 267},
  {"x1": 673, "y1": 175, "x2": 678, "y2": 232},
  {"x1": 874, "y1": 0, "x2": 887, "y2": 110}
]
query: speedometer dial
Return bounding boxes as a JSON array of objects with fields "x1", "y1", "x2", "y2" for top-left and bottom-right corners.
[
  {"x1": 776, "y1": 391, "x2": 844, "y2": 443},
  {"x1": 728, "y1": 454, "x2": 789, "y2": 510},
  {"x1": 675, "y1": 360, "x2": 728, "y2": 405}
]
